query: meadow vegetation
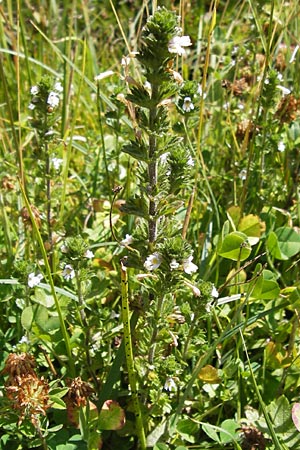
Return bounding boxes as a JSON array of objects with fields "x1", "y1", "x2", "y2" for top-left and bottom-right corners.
[{"x1": 1, "y1": 1, "x2": 300, "y2": 449}]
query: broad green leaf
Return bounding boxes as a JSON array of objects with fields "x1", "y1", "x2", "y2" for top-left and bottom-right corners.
[
  {"x1": 98, "y1": 400, "x2": 125, "y2": 430},
  {"x1": 21, "y1": 304, "x2": 49, "y2": 331},
  {"x1": 275, "y1": 227, "x2": 300, "y2": 259},
  {"x1": 238, "y1": 214, "x2": 264, "y2": 245},
  {"x1": 153, "y1": 444, "x2": 169, "y2": 450},
  {"x1": 176, "y1": 418, "x2": 198, "y2": 443},
  {"x1": 227, "y1": 205, "x2": 241, "y2": 228},
  {"x1": 218, "y1": 231, "x2": 251, "y2": 261},
  {"x1": 267, "y1": 231, "x2": 283, "y2": 259},
  {"x1": 219, "y1": 419, "x2": 239, "y2": 444},
  {"x1": 268, "y1": 227, "x2": 300, "y2": 260},
  {"x1": 251, "y1": 270, "x2": 280, "y2": 299},
  {"x1": 49, "y1": 396, "x2": 67, "y2": 410},
  {"x1": 202, "y1": 423, "x2": 220, "y2": 443}
]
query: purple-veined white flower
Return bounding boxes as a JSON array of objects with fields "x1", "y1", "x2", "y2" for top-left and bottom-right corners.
[
  {"x1": 47, "y1": 91, "x2": 60, "y2": 108},
  {"x1": 28, "y1": 272, "x2": 43, "y2": 288},
  {"x1": 182, "y1": 255, "x2": 198, "y2": 274},
  {"x1": 182, "y1": 96, "x2": 194, "y2": 113},
  {"x1": 51, "y1": 157, "x2": 63, "y2": 170},
  {"x1": 63, "y1": 264, "x2": 75, "y2": 280},
  {"x1": 84, "y1": 250, "x2": 94, "y2": 259},
  {"x1": 120, "y1": 234, "x2": 134, "y2": 246},
  {"x1": 54, "y1": 81, "x2": 63, "y2": 92},
  {"x1": 168, "y1": 35, "x2": 192, "y2": 56},
  {"x1": 144, "y1": 252, "x2": 162, "y2": 271},
  {"x1": 211, "y1": 285, "x2": 219, "y2": 298},
  {"x1": 170, "y1": 259, "x2": 180, "y2": 271},
  {"x1": 164, "y1": 377, "x2": 177, "y2": 392},
  {"x1": 30, "y1": 85, "x2": 39, "y2": 95}
]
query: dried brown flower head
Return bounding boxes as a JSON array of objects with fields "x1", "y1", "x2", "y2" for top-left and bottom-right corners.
[
  {"x1": 6, "y1": 374, "x2": 50, "y2": 426},
  {"x1": 275, "y1": 94, "x2": 300, "y2": 124},
  {"x1": 21, "y1": 205, "x2": 42, "y2": 228},
  {"x1": 236, "y1": 119, "x2": 256, "y2": 140},
  {"x1": 222, "y1": 77, "x2": 249, "y2": 96},
  {"x1": 66, "y1": 377, "x2": 94, "y2": 407},
  {"x1": 1, "y1": 176, "x2": 15, "y2": 190},
  {"x1": 2, "y1": 352, "x2": 36, "y2": 382},
  {"x1": 240, "y1": 426, "x2": 266, "y2": 450}
]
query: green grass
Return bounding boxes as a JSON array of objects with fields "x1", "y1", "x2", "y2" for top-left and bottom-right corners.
[{"x1": 1, "y1": 1, "x2": 300, "y2": 449}]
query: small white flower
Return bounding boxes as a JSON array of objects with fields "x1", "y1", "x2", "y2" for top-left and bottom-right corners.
[
  {"x1": 30, "y1": 85, "x2": 39, "y2": 95},
  {"x1": 160, "y1": 152, "x2": 170, "y2": 164},
  {"x1": 144, "y1": 253, "x2": 162, "y2": 271},
  {"x1": 239, "y1": 169, "x2": 247, "y2": 181},
  {"x1": 187, "y1": 155, "x2": 194, "y2": 167},
  {"x1": 197, "y1": 84, "x2": 207, "y2": 99},
  {"x1": 47, "y1": 91, "x2": 60, "y2": 108},
  {"x1": 28, "y1": 272, "x2": 43, "y2": 288},
  {"x1": 277, "y1": 73, "x2": 283, "y2": 81},
  {"x1": 120, "y1": 234, "x2": 134, "y2": 246},
  {"x1": 184, "y1": 280, "x2": 200, "y2": 296},
  {"x1": 278, "y1": 141, "x2": 285, "y2": 152},
  {"x1": 63, "y1": 264, "x2": 75, "y2": 280},
  {"x1": 182, "y1": 255, "x2": 198, "y2": 274},
  {"x1": 28, "y1": 103, "x2": 35, "y2": 110},
  {"x1": 277, "y1": 85, "x2": 291, "y2": 96},
  {"x1": 54, "y1": 81, "x2": 63, "y2": 92},
  {"x1": 51, "y1": 157, "x2": 63, "y2": 170},
  {"x1": 168, "y1": 35, "x2": 192, "y2": 56},
  {"x1": 19, "y1": 335, "x2": 30, "y2": 344},
  {"x1": 211, "y1": 285, "x2": 219, "y2": 298},
  {"x1": 170, "y1": 259, "x2": 179, "y2": 271},
  {"x1": 182, "y1": 96, "x2": 194, "y2": 113},
  {"x1": 84, "y1": 250, "x2": 94, "y2": 259},
  {"x1": 164, "y1": 377, "x2": 177, "y2": 392}
]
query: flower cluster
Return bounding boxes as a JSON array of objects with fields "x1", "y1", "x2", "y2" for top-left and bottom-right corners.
[{"x1": 2, "y1": 353, "x2": 50, "y2": 426}]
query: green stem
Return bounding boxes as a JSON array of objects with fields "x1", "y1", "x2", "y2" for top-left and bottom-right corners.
[
  {"x1": 120, "y1": 260, "x2": 146, "y2": 450},
  {"x1": 19, "y1": 179, "x2": 75, "y2": 377}
]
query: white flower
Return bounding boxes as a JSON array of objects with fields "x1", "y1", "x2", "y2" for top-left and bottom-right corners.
[
  {"x1": 28, "y1": 272, "x2": 43, "y2": 288},
  {"x1": 211, "y1": 285, "x2": 219, "y2": 298},
  {"x1": 239, "y1": 169, "x2": 247, "y2": 181},
  {"x1": 30, "y1": 85, "x2": 39, "y2": 95},
  {"x1": 187, "y1": 155, "x2": 194, "y2": 167},
  {"x1": 197, "y1": 84, "x2": 207, "y2": 99},
  {"x1": 28, "y1": 103, "x2": 35, "y2": 110},
  {"x1": 278, "y1": 141, "x2": 285, "y2": 152},
  {"x1": 182, "y1": 255, "x2": 198, "y2": 274},
  {"x1": 47, "y1": 91, "x2": 60, "y2": 108},
  {"x1": 54, "y1": 81, "x2": 63, "y2": 92},
  {"x1": 168, "y1": 35, "x2": 192, "y2": 56},
  {"x1": 144, "y1": 253, "x2": 162, "y2": 271},
  {"x1": 170, "y1": 259, "x2": 179, "y2": 271},
  {"x1": 51, "y1": 157, "x2": 63, "y2": 170},
  {"x1": 120, "y1": 234, "x2": 134, "y2": 246},
  {"x1": 184, "y1": 280, "x2": 200, "y2": 296},
  {"x1": 164, "y1": 377, "x2": 177, "y2": 392},
  {"x1": 85, "y1": 250, "x2": 94, "y2": 259},
  {"x1": 182, "y1": 96, "x2": 195, "y2": 113},
  {"x1": 19, "y1": 335, "x2": 30, "y2": 344},
  {"x1": 277, "y1": 85, "x2": 291, "y2": 96},
  {"x1": 63, "y1": 264, "x2": 75, "y2": 280}
]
